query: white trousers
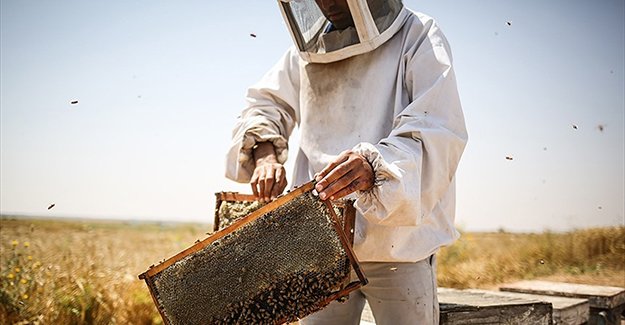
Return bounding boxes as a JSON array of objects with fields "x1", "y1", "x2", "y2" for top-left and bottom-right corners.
[{"x1": 300, "y1": 256, "x2": 439, "y2": 325}]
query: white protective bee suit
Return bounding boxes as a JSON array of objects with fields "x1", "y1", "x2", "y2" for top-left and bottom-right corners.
[{"x1": 225, "y1": 0, "x2": 467, "y2": 323}]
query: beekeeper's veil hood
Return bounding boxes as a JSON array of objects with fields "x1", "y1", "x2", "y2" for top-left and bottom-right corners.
[{"x1": 278, "y1": 0, "x2": 407, "y2": 63}]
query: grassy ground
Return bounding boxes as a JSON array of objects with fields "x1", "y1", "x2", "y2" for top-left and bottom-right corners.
[
  {"x1": 436, "y1": 228, "x2": 625, "y2": 290},
  {"x1": 1, "y1": 217, "x2": 623, "y2": 324}
]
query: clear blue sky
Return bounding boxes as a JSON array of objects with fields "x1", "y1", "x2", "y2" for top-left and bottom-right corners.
[{"x1": 1, "y1": 0, "x2": 623, "y2": 232}]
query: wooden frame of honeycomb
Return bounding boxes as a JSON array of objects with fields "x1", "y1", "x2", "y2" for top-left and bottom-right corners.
[{"x1": 139, "y1": 181, "x2": 367, "y2": 324}]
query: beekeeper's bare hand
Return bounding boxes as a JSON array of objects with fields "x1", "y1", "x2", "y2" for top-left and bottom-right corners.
[
  {"x1": 251, "y1": 142, "x2": 288, "y2": 202},
  {"x1": 314, "y1": 150, "x2": 374, "y2": 201}
]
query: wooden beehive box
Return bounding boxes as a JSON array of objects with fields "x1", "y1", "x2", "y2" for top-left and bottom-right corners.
[
  {"x1": 500, "y1": 280, "x2": 625, "y2": 325},
  {"x1": 438, "y1": 288, "x2": 553, "y2": 324},
  {"x1": 214, "y1": 191, "x2": 356, "y2": 247},
  {"x1": 489, "y1": 291, "x2": 589, "y2": 324}
]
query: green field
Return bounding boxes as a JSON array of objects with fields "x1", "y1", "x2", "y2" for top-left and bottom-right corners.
[{"x1": 1, "y1": 217, "x2": 623, "y2": 324}]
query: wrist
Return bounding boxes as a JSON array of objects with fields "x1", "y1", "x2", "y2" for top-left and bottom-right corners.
[
  {"x1": 253, "y1": 142, "x2": 278, "y2": 166},
  {"x1": 255, "y1": 155, "x2": 279, "y2": 166}
]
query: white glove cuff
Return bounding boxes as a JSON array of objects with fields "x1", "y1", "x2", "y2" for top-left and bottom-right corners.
[
  {"x1": 352, "y1": 142, "x2": 401, "y2": 190},
  {"x1": 239, "y1": 131, "x2": 289, "y2": 165}
]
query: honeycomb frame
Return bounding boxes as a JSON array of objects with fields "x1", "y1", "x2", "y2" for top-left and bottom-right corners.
[{"x1": 139, "y1": 181, "x2": 367, "y2": 324}]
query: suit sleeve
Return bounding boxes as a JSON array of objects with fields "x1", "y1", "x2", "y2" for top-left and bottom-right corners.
[
  {"x1": 353, "y1": 20, "x2": 468, "y2": 226},
  {"x1": 225, "y1": 47, "x2": 301, "y2": 183}
]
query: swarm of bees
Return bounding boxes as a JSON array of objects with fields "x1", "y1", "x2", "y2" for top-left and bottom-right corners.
[{"x1": 212, "y1": 269, "x2": 348, "y2": 324}]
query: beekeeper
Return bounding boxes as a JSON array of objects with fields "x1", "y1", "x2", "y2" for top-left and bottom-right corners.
[{"x1": 225, "y1": 0, "x2": 467, "y2": 323}]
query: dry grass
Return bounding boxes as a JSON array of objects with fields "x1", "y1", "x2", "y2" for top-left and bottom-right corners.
[
  {"x1": 1, "y1": 217, "x2": 623, "y2": 324},
  {"x1": 0, "y1": 217, "x2": 207, "y2": 324},
  {"x1": 437, "y1": 227, "x2": 625, "y2": 289}
]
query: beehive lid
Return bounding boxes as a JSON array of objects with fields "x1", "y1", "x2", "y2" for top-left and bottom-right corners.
[{"x1": 500, "y1": 280, "x2": 625, "y2": 309}]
